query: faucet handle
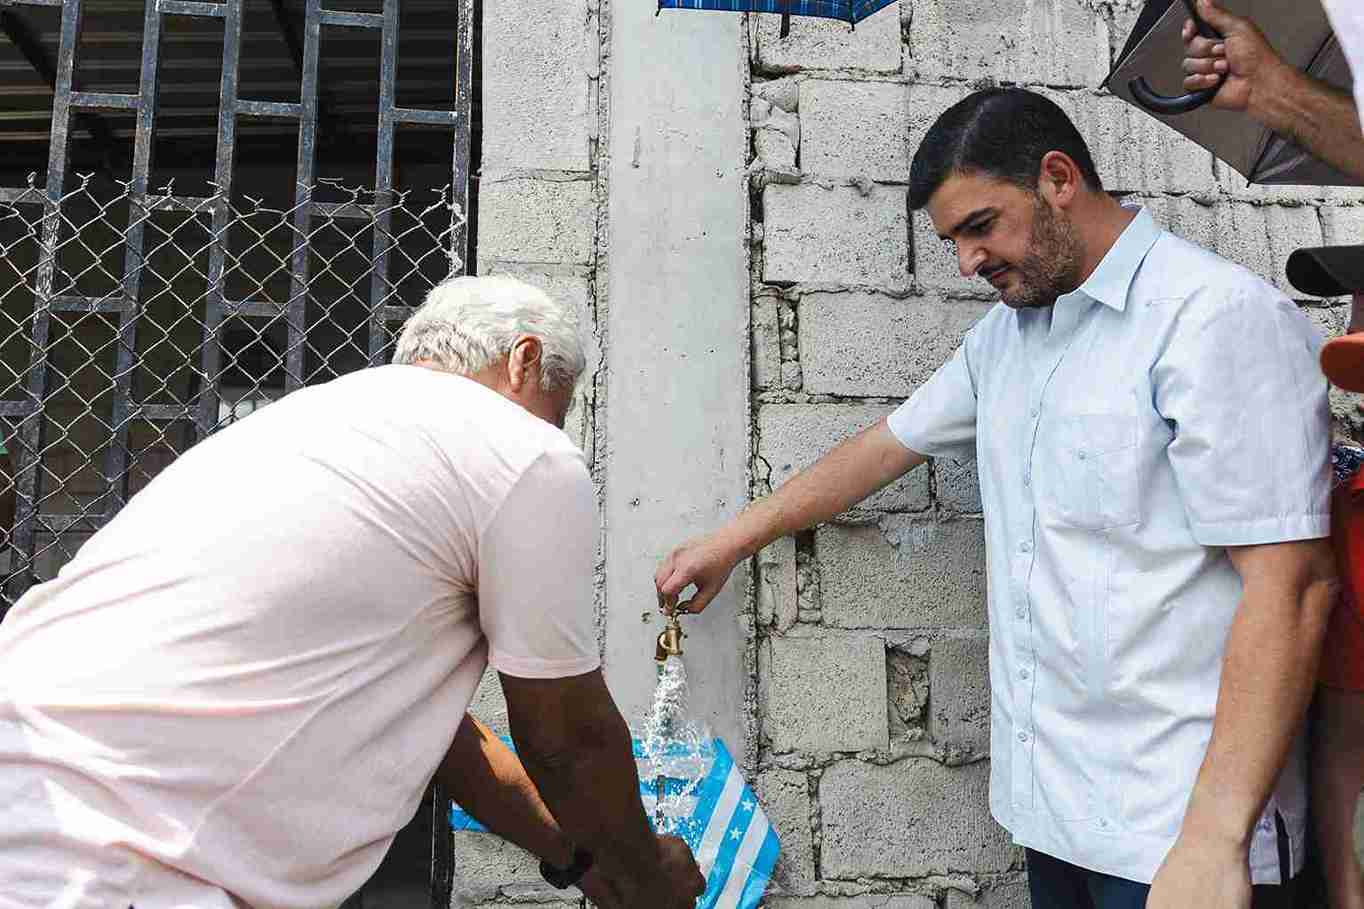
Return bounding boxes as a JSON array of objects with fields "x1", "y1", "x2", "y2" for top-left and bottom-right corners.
[
  {"x1": 655, "y1": 591, "x2": 686, "y2": 661},
  {"x1": 658, "y1": 589, "x2": 679, "y2": 618}
]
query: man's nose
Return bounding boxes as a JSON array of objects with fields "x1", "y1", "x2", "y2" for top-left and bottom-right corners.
[{"x1": 957, "y1": 244, "x2": 985, "y2": 279}]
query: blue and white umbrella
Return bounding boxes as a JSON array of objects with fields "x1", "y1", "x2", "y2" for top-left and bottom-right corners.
[
  {"x1": 657, "y1": 0, "x2": 897, "y2": 36},
  {"x1": 451, "y1": 736, "x2": 779, "y2": 909}
]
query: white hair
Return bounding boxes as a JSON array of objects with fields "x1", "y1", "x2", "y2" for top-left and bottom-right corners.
[{"x1": 393, "y1": 275, "x2": 585, "y2": 391}]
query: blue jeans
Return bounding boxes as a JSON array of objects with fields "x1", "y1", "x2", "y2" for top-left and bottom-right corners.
[{"x1": 1026, "y1": 849, "x2": 1298, "y2": 909}]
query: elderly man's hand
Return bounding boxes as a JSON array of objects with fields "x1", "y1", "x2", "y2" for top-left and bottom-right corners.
[
  {"x1": 575, "y1": 865, "x2": 621, "y2": 908},
  {"x1": 655, "y1": 834, "x2": 707, "y2": 907},
  {"x1": 1181, "y1": 0, "x2": 1287, "y2": 113},
  {"x1": 576, "y1": 835, "x2": 704, "y2": 909}
]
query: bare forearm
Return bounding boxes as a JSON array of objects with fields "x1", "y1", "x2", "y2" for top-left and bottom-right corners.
[
  {"x1": 1181, "y1": 567, "x2": 1335, "y2": 844},
  {"x1": 726, "y1": 419, "x2": 924, "y2": 559},
  {"x1": 1249, "y1": 64, "x2": 1364, "y2": 182},
  {"x1": 507, "y1": 681, "x2": 662, "y2": 880},
  {"x1": 436, "y1": 714, "x2": 572, "y2": 867}
]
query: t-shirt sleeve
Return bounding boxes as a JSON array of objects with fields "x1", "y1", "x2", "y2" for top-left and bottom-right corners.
[
  {"x1": 477, "y1": 447, "x2": 601, "y2": 679},
  {"x1": 1153, "y1": 285, "x2": 1331, "y2": 547},
  {"x1": 886, "y1": 339, "x2": 979, "y2": 463}
]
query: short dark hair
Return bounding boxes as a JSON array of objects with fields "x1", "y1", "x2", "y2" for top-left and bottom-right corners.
[{"x1": 908, "y1": 88, "x2": 1103, "y2": 210}]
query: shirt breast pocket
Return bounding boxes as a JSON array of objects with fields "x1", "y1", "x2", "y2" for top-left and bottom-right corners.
[{"x1": 1047, "y1": 414, "x2": 1140, "y2": 530}]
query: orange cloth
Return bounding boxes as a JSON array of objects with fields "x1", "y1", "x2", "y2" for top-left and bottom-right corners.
[{"x1": 1320, "y1": 467, "x2": 1364, "y2": 691}]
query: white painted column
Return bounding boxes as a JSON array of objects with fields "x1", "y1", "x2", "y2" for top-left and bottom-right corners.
[{"x1": 603, "y1": 5, "x2": 750, "y2": 756}]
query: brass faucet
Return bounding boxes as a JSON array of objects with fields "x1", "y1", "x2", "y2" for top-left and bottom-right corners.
[{"x1": 655, "y1": 593, "x2": 685, "y2": 662}]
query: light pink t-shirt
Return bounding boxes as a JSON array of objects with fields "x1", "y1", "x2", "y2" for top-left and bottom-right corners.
[{"x1": 0, "y1": 365, "x2": 601, "y2": 909}]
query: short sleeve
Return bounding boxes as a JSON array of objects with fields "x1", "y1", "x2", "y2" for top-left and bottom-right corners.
[
  {"x1": 1153, "y1": 286, "x2": 1331, "y2": 547},
  {"x1": 1323, "y1": 0, "x2": 1364, "y2": 120},
  {"x1": 478, "y1": 447, "x2": 601, "y2": 679},
  {"x1": 887, "y1": 340, "x2": 979, "y2": 462}
]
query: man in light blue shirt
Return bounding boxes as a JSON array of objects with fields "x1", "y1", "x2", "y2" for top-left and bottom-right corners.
[{"x1": 657, "y1": 88, "x2": 1337, "y2": 909}]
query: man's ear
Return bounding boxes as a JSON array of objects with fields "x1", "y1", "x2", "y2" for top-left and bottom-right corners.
[
  {"x1": 1037, "y1": 150, "x2": 1081, "y2": 209},
  {"x1": 507, "y1": 336, "x2": 544, "y2": 393}
]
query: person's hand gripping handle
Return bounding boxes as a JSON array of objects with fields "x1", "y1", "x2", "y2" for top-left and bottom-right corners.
[{"x1": 655, "y1": 532, "x2": 744, "y2": 616}]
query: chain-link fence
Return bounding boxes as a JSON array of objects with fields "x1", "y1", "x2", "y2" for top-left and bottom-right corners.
[{"x1": 0, "y1": 175, "x2": 464, "y2": 610}]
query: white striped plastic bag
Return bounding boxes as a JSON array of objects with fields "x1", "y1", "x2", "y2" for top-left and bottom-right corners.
[{"x1": 450, "y1": 736, "x2": 779, "y2": 909}]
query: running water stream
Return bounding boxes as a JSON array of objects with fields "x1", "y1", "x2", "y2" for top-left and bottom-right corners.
[
  {"x1": 636, "y1": 656, "x2": 712, "y2": 839},
  {"x1": 636, "y1": 655, "x2": 787, "y2": 905}
]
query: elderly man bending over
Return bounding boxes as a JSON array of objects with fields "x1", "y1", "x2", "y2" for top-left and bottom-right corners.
[{"x1": 0, "y1": 276, "x2": 703, "y2": 909}]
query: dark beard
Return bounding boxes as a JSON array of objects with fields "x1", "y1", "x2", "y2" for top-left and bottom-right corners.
[{"x1": 1000, "y1": 198, "x2": 1083, "y2": 310}]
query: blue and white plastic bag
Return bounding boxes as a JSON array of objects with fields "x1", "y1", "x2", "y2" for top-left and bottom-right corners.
[{"x1": 450, "y1": 736, "x2": 779, "y2": 909}]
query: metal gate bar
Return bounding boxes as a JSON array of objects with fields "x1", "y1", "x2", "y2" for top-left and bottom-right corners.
[
  {"x1": 284, "y1": 0, "x2": 320, "y2": 392},
  {"x1": 196, "y1": 0, "x2": 241, "y2": 434},
  {"x1": 366, "y1": 0, "x2": 398, "y2": 366},
  {"x1": 102, "y1": 0, "x2": 165, "y2": 521},
  {"x1": 7, "y1": 0, "x2": 81, "y2": 604},
  {"x1": 449, "y1": 0, "x2": 472, "y2": 279}
]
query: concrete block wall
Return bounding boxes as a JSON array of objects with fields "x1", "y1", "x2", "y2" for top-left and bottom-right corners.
[
  {"x1": 476, "y1": 0, "x2": 603, "y2": 462},
  {"x1": 746, "y1": 2, "x2": 1364, "y2": 907}
]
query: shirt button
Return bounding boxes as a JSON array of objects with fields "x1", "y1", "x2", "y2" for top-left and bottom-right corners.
[
  {"x1": 1098, "y1": 818, "x2": 1109, "y2": 829},
  {"x1": 1077, "y1": 450, "x2": 1088, "y2": 461},
  {"x1": 1022, "y1": 474, "x2": 1031, "y2": 488},
  {"x1": 1015, "y1": 607, "x2": 1026, "y2": 619},
  {"x1": 1019, "y1": 669, "x2": 1030, "y2": 680},
  {"x1": 1017, "y1": 731, "x2": 1029, "y2": 743},
  {"x1": 1018, "y1": 541, "x2": 1031, "y2": 553},
  {"x1": 1030, "y1": 407, "x2": 1039, "y2": 418}
]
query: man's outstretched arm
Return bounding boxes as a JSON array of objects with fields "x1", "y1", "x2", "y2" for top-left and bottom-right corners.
[
  {"x1": 656, "y1": 418, "x2": 925, "y2": 613},
  {"x1": 1182, "y1": 0, "x2": 1364, "y2": 182}
]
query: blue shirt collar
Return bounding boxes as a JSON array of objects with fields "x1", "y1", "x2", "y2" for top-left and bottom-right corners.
[{"x1": 1062, "y1": 206, "x2": 1161, "y2": 313}]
